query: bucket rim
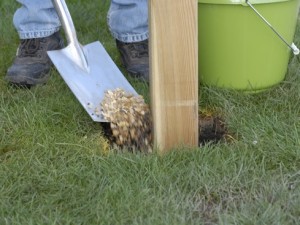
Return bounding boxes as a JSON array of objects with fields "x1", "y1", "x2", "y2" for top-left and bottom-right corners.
[{"x1": 198, "y1": 0, "x2": 292, "y2": 5}]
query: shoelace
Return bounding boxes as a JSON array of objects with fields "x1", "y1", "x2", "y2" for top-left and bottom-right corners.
[{"x1": 18, "y1": 38, "x2": 44, "y2": 57}]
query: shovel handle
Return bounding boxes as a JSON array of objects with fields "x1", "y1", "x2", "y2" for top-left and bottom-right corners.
[{"x1": 52, "y1": 0, "x2": 78, "y2": 45}]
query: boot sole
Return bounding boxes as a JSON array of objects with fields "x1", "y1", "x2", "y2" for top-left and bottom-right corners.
[{"x1": 5, "y1": 72, "x2": 50, "y2": 87}]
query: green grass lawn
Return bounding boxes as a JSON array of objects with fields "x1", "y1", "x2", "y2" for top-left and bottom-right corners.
[{"x1": 1, "y1": 1, "x2": 300, "y2": 224}]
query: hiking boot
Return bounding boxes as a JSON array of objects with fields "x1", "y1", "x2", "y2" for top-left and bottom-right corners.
[
  {"x1": 116, "y1": 39, "x2": 149, "y2": 81},
  {"x1": 5, "y1": 31, "x2": 64, "y2": 87}
]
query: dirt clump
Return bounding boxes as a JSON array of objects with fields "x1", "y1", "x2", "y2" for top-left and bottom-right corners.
[
  {"x1": 100, "y1": 88, "x2": 152, "y2": 153},
  {"x1": 199, "y1": 113, "x2": 227, "y2": 145}
]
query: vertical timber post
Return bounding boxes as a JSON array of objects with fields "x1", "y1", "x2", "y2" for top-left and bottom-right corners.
[{"x1": 149, "y1": 0, "x2": 198, "y2": 152}]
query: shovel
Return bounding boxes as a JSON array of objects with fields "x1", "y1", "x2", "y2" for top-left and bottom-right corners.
[{"x1": 47, "y1": 0, "x2": 137, "y2": 122}]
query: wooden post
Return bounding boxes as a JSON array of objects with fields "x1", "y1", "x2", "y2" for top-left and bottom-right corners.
[{"x1": 149, "y1": 0, "x2": 198, "y2": 152}]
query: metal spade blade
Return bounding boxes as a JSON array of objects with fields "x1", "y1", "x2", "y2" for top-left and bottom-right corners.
[{"x1": 48, "y1": 0, "x2": 137, "y2": 122}]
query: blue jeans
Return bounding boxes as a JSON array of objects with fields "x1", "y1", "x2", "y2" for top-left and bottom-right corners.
[
  {"x1": 14, "y1": 0, "x2": 148, "y2": 43},
  {"x1": 108, "y1": 0, "x2": 148, "y2": 42}
]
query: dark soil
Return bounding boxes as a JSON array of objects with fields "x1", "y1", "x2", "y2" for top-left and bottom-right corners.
[{"x1": 198, "y1": 113, "x2": 227, "y2": 145}]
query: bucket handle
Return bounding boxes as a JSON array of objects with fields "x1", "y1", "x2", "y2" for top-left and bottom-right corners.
[{"x1": 246, "y1": 0, "x2": 299, "y2": 55}]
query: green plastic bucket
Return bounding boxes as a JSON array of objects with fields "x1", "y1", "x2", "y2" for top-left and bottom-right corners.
[{"x1": 198, "y1": 0, "x2": 300, "y2": 91}]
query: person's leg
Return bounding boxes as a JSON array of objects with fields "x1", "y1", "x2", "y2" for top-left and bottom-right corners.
[
  {"x1": 108, "y1": 0, "x2": 148, "y2": 43},
  {"x1": 5, "y1": 0, "x2": 63, "y2": 87},
  {"x1": 107, "y1": 0, "x2": 149, "y2": 81}
]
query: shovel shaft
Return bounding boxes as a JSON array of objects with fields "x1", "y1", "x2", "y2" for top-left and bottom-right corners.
[
  {"x1": 52, "y1": 0, "x2": 78, "y2": 45},
  {"x1": 51, "y1": 0, "x2": 88, "y2": 71}
]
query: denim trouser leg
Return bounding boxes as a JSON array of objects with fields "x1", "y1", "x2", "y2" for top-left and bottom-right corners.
[
  {"x1": 108, "y1": 0, "x2": 148, "y2": 43},
  {"x1": 14, "y1": 0, "x2": 148, "y2": 42},
  {"x1": 14, "y1": 0, "x2": 60, "y2": 39}
]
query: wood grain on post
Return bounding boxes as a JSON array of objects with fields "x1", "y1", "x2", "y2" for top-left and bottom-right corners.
[{"x1": 149, "y1": 0, "x2": 198, "y2": 152}]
